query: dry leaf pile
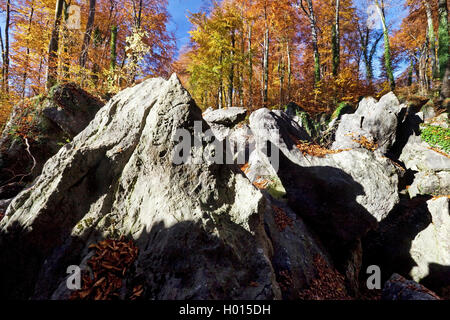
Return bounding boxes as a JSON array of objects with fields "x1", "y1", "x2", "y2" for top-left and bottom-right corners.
[
  {"x1": 70, "y1": 237, "x2": 142, "y2": 300},
  {"x1": 298, "y1": 256, "x2": 351, "y2": 300},
  {"x1": 272, "y1": 205, "x2": 293, "y2": 232}
]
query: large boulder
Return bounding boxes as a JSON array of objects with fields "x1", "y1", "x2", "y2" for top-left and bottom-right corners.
[
  {"x1": 410, "y1": 197, "x2": 450, "y2": 293},
  {"x1": 0, "y1": 83, "x2": 103, "y2": 191},
  {"x1": 203, "y1": 107, "x2": 247, "y2": 141},
  {"x1": 248, "y1": 108, "x2": 399, "y2": 228},
  {"x1": 400, "y1": 135, "x2": 450, "y2": 197},
  {"x1": 0, "y1": 75, "x2": 281, "y2": 300},
  {"x1": 400, "y1": 135, "x2": 450, "y2": 172},
  {"x1": 202, "y1": 107, "x2": 247, "y2": 127},
  {"x1": 263, "y1": 195, "x2": 346, "y2": 300},
  {"x1": 245, "y1": 108, "x2": 400, "y2": 295},
  {"x1": 382, "y1": 273, "x2": 440, "y2": 300},
  {"x1": 363, "y1": 196, "x2": 450, "y2": 297},
  {"x1": 332, "y1": 92, "x2": 406, "y2": 153}
]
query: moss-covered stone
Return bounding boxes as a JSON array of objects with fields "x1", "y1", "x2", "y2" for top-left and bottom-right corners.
[{"x1": 331, "y1": 102, "x2": 353, "y2": 121}]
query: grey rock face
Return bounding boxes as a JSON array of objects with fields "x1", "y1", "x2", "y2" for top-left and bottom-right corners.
[
  {"x1": 332, "y1": 92, "x2": 406, "y2": 153},
  {"x1": 400, "y1": 135, "x2": 450, "y2": 172},
  {"x1": 263, "y1": 196, "x2": 334, "y2": 300},
  {"x1": 400, "y1": 134, "x2": 450, "y2": 198},
  {"x1": 202, "y1": 107, "x2": 247, "y2": 141},
  {"x1": 408, "y1": 171, "x2": 450, "y2": 198},
  {"x1": 202, "y1": 107, "x2": 247, "y2": 127},
  {"x1": 410, "y1": 197, "x2": 450, "y2": 286},
  {"x1": 42, "y1": 83, "x2": 104, "y2": 136},
  {"x1": 0, "y1": 83, "x2": 103, "y2": 191},
  {"x1": 248, "y1": 108, "x2": 399, "y2": 227},
  {"x1": 382, "y1": 274, "x2": 440, "y2": 300},
  {"x1": 0, "y1": 75, "x2": 281, "y2": 300}
]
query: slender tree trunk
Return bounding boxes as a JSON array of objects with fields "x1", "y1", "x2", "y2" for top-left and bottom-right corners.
[
  {"x1": 332, "y1": 0, "x2": 340, "y2": 77},
  {"x1": 218, "y1": 52, "x2": 224, "y2": 109},
  {"x1": 375, "y1": 0, "x2": 395, "y2": 91},
  {"x1": 80, "y1": 0, "x2": 97, "y2": 68},
  {"x1": 22, "y1": 6, "x2": 35, "y2": 98},
  {"x1": 278, "y1": 47, "x2": 285, "y2": 107},
  {"x1": 300, "y1": 0, "x2": 321, "y2": 86},
  {"x1": 407, "y1": 57, "x2": 414, "y2": 86},
  {"x1": 46, "y1": 0, "x2": 65, "y2": 89},
  {"x1": 438, "y1": 0, "x2": 449, "y2": 97},
  {"x1": 239, "y1": 30, "x2": 244, "y2": 108},
  {"x1": 287, "y1": 41, "x2": 292, "y2": 101},
  {"x1": 262, "y1": 22, "x2": 269, "y2": 107},
  {"x1": 227, "y1": 29, "x2": 235, "y2": 109},
  {"x1": 110, "y1": 25, "x2": 118, "y2": 70},
  {"x1": 2, "y1": 0, "x2": 11, "y2": 93},
  {"x1": 423, "y1": 0, "x2": 438, "y2": 80},
  {"x1": 60, "y1": 2, "x2": 70, "y2": 80},
  {"x1": 419, "y1": 43, "x2": 430, "y2": 94},
  {"x1": 248, "y1": 23, "x2": 253, "y2": 109}
]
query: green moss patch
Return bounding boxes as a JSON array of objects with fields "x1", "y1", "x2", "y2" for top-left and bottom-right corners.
[{"x1": 421, "y1": 125, "x2": 450, "y2": 154}]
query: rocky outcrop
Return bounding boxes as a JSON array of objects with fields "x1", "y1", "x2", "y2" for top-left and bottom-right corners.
[
  {"x1": 363, "y1": 196, "x2": 450, "y2": 297},
  {"x1": 0, "y1": 75, "x2": 281, "y2": 300},
  {"x1": 203, "y1": 107, "x2": 247, "y2": 127},
  {"x1": 382, "y1": 273, "x2": 440, "y2": 300},
  {"x1": 400, "y1": 135, "x2": 450, "y2": 197},
  {"x1": 247, "y1": 108, "x2": 399, "y2": 228},
  {"x1": 332, "y1": 92, "x2": 406, "y2": 153},
  {"x1": 0, "y1": 83, "x2": 103, "y2": 196},
  {"x1": 263, "y1": 195, "x2": 337, "y2": 300},
  {"x1": 410, "y1": 197, "x2": 450, "y2": 290},
  {"x1": 202, "y1": 107, "x2": 247, "y2": 141}
]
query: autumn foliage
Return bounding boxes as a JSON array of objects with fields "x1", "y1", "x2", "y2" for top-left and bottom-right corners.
[
  {"x1": 70, "y1": 237, "x2": 142, "y2": 300},
  {"x1": 174, "y1": 0, "x2": 450, "y2": 114},
  {"x1": 0, "y1": 0, "x2": 175, "y2": 128}
]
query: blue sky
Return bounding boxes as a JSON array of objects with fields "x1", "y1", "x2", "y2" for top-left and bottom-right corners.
[{"x1": 167, "y1": 0, "x2": 207, "y2": 57}]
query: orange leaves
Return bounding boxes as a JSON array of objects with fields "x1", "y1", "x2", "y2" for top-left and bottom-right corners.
[
  {"x1": 298, "y1": 255, "x2": 351, "y2": 300},
  {"x1": 291, "y1": 133, "x2": 347, "y2": 157},
  {"x1": 239, "y1": 162, "x2": 250, "y2": 174},
  {"x1": 253, "y1": 176, "x2": 271, "y2": 190},
  {"x1": 295, "y1": 140, "x2": 345, "y2": 157},
  {"x1": 70, "y1": 237, "x2": 141, "y2": 300},
  {"x1": 347, "y1": 134, "x2": 378, "y2": 152},
  {"x1": 272, "y1": 205, "x2": 293, "y2": 232}
]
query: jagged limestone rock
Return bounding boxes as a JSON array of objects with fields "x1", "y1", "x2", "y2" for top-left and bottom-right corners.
[
  {"x1": 410, "y1": 197, "x2": 450, "y2": 287},
  {"x1": 332, "y1": 92, "x2": 406, "y2": 153},
  {"x1": 0, "y1": 75, "x2": 281, "y2": 300}
]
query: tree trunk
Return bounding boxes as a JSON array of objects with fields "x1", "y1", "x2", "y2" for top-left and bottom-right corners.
[
  {"x1": 2, "y1": 0, "x2": 11, "y2": 93},
  {"x1": 262, "y1": 26, "x2": 269, "y2": 107},
  {"x1": 46, "y1": 0, "x2": 65, "y2": 90},
  {"x1": 238, "y1": 31, "x2": 244, "y2": 108},
  {"x1": 80, "y1": 0, "x2": 97, "y2": 68},
  {"x1": 110, "y1": 25, "x2": 118, "y2": 70},
  {"x1": 248, "y1": 23, "x2": 253, "y2": 109},
  {"x1": 300, "y1": 0, "x2": 321, "y2": 86},
  {"x1": 218, "y1": 52, "x2": 224, "y2": 109},
  {"x1": 375, "y1": 0, "x2": 395, "y2": 91},
  {"x1": 407, "y1": 58, "x2": 414, "y2": 86},
  {"x1": 22, "y1": 6, "x2": 35, "y2": 98},
  {"x1": 287, "y1": 41, "x2": 292, "y2": 101},
  {"x1": 423, "y1": 0, "x2": 438, "y2": 80},
  {"x1": 419, "y1": 43, "x2": 430, "y2": 94},
  {"x1": 332, "y1": 0, "x2": 340, "y2": 77},
  {"x1": 438, "y1": 0, "x2": 449, "y2": 97},
  {"x1": 227, "y1": 29, "x2": 235, "y2": 109}
]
